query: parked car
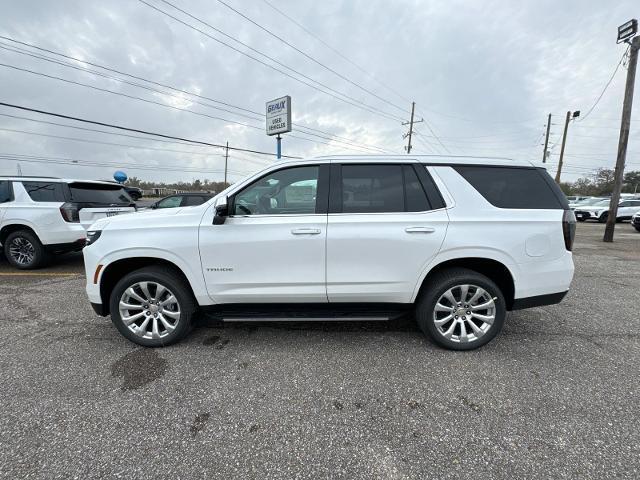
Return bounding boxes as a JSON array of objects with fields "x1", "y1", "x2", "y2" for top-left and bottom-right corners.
[
  {"x1": 0, "y1": 177, "x2": 135, "y2": 269},
  {"x1": 566, "y1": 195, "x2": 590, "y2": 205},
  {"x1": 148, "y1": 192, "x2": 213, "y2": 209},
  {"x1": 568, "y1": 196, "x2": 606, "y2": 210},
  {"x1": 632, "y1": 212, "x2": 640, "y2": 232},
  {"x1": 124, "y1": 186, "x2": 143, "y2": 201},
  {"x1": 83, "y1": 156, "x2": 575, "y2": 351},
  {"x1": 574, "y1": 198, "x2": 640, "y2": 222}
]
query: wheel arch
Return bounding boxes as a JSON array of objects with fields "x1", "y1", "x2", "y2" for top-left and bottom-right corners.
[
  {"x1": 0, "y1": 223, "x2": 40, "y2": 245},
  {"x1": 415, "y1": 257, "x2": 516, "y2": 310},
  {"x1": 99, "y1": 257, "x2": 197, "y2": 315}
]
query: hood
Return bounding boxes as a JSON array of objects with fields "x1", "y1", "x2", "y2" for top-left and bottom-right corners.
[{"x1": 88, "y1": 205, "x2": 204, "y2": 231}]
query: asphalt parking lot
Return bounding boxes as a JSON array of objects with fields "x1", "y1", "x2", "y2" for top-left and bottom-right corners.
[{"x1": 0, "y1": 222, "x2": 638, "y2": 479}]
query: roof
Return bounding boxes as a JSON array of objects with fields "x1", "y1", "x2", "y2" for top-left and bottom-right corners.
[
  {"x1": 314, "y1": 154, "x2": 536, "y2": 167},
  {"x1": 0, "y1": 176, "x2": 122, "y2": 185}
]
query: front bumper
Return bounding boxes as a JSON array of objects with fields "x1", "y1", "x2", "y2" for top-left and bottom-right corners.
[{"x1": 90, "y1": 302, "x2": 108, "y2": 316}]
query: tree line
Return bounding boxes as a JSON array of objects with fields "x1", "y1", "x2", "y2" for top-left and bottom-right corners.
[
  {"x1": 559, "y1": 169, "x2": 640, "y2": 196},
  {"x1": 125, "y1": 177, "x2": 230, "y2": 194}
]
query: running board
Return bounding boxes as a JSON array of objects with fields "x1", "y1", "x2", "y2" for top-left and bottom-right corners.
[
  {"x1": 222, "y1": 315, "x2": 391, "y2": 322},
  {"x1": 201, "y1": 303, "x2": 411, "y2": 323}
]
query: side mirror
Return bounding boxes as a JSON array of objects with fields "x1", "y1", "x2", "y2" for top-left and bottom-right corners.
[{"x1": 213, "y1": 196, "x2": 229, "y2": 225}]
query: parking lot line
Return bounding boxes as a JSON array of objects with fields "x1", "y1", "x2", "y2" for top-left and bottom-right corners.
[{"x1": 0, "y1": 272, "x2": 80, "y2": 276}]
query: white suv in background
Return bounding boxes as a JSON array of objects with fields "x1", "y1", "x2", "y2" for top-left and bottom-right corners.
[
  {"x1": 0, "y1": 177, "x2": 135, "y2": 269},
  {"x1": 83, "y1": 156, "x2": 575, "y2": 351}
]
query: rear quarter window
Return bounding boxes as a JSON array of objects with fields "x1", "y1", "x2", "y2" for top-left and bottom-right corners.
[
  {"x1": 453, "y1": 166, "x2": 567, "y2": 209},
  {"x1": 68, "y1": 183, "x2": 132, "y2": 205},
  {"x1": 22, "y1": 182, "x2": 66, "y2": 202},
  {"x1": 0, "y1": 181, "x2": 11, "y2": 203}
]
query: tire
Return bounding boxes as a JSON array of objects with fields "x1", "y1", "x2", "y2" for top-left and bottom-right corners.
[
  {"x1": 598, "y1": 212, "x2": 608, "y2": 223},
  {"x1": 634, "y1": 226, "x2": 640, "y2": 232},
  {"x1": 576, "y1": 218, "x2": 586, "y2": 222},
  {"x1": 3, "y1": 230, "x2": 49, "y2": 270},
  {"x1": 109, "y1": 266, "x2": 196, "y2": 347},
  {"x1": 416, "y1": 268, "x2": 506, "y2": 351}
]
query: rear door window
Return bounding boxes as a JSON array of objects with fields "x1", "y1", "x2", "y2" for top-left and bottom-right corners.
[
  {"x1": 453, "y1": 166, "x2": 566, "y2": 209},
  {"x1": 182, "y1": 195, "x2": 209, "y2": 206},
  {"x1": 341, "y1": 165, "x2": 404, "y2": 213},
  {"x1": 0, "y1": 181, "x2": 11, "y2": 203},
  {"x1": 156, "y1": 196, "x2": 183, "y2": 208},
  {"x1": 68, "y1": 183, "x2": 132, "y2": 205},
  {"x1": 22, "y1": 182, "x2": 66, "y2": 202}
]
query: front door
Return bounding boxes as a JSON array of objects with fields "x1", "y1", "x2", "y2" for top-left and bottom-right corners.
[
  {"x1": 200, "y1": 164, "x2": 329, "y2": 304},
  {"x1": 326, "y1": 163, "x2": 448, "y2": 304}
]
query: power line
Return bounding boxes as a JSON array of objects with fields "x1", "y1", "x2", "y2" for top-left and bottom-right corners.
[
  {"x1": 0, "y1": 36, "x2": 394, "y2": 153},
  {"x1": 208, "y1": 0, "x2": 407, "y2": 115},
  {"x1": 0, "y1": 101, "x2": 302, "y2": 158},
  {"x1": 260, "y1": 0, "x2": 411, "y2": 107},
  {"x1": 0, "y1": 153, "x2": 253, "y2": 176},
  {"x1": 137, "y1": 0, "x2": 404, "y2": 123},
  {"x1": 579, "y1": 45, "x2": 630, "y2": 122},
  {"x1": 0, "y1": 61, "x2": 387, "y2": 154}
]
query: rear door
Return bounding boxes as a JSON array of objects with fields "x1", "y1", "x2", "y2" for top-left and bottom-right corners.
[
  {"x1": 619, "y1": 200, "x2": 640, "y2": 218},
  {"x1": 326, "y1": 162, "x2": 449, "y2": 303},
  {"x1": 67, "y1": 182, "x2": 136, "y2": 229},
  {"x1": 0, "y1": 180, "x2": 12, "y2": 225}
]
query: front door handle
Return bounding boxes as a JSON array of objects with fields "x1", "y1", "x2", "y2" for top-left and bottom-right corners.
[
  {"x1": 291, "y1": 228, "x2": 321, "y2": 235},
  {"x1": 405, "y1": 226, "x2": 435, "y2": 234}
]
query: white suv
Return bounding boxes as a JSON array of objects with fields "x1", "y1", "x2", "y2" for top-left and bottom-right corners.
[
  {"x1": 0, "y1": 177, "x2": 135, "y2": 269},
  {"x1": 83, "y1": 156, "x2": 575, "y2": 350}
]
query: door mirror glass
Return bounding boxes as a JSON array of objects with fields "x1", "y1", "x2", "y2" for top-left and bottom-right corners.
[{"x1": 213, "y1": 196, "x2": 229, "y2": 224}]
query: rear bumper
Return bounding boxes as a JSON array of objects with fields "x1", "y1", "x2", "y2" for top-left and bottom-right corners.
[
  {"x1": 44, "y1": 239, "x2": 86, "y2": 253},
  {"x1": 511, "y1": 291, "x2": 567, "y2": 310}
]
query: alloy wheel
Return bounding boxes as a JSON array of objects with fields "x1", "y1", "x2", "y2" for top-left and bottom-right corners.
[
  {"x1": 433, "y1": 284, "x2": 496, "y2": 344},
  {"x1": 9, "y1": 237, "x2": 35, "y2": 266},
  {"x1": 118, "y1": 281, "x2": 181, "y2": 340}
]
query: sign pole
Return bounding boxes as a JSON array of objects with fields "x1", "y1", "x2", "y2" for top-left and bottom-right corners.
[{"x1": 276, "y1": 134, "x2": 282, "y2": 159}]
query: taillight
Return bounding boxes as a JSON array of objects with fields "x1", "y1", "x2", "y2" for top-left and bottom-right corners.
[
  {"x1": 60, "y1": 202, "x2": 80, "y2": 223},
  {"x1": 562, "y1": 209, "x2": 576, "y2": 251}
]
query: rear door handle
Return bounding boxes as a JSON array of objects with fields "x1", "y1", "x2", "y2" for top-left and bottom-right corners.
[
  {"x1": 291, "y1": 228, "x2": 321, "y2": 235},
  {"x1": 405, "y1": 226, "x2": 435, "y2": 234}
]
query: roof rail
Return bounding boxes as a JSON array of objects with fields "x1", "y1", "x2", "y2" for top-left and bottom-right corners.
[{"x1": 0, "y1": 175, "x2": 60, "y2": 179}]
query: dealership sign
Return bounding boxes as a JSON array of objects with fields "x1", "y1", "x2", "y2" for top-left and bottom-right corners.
[{"x1": 266, "y1": 95, "x2": 291, "y2": 136}]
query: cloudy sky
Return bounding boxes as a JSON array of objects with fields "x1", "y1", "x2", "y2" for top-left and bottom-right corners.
[{"x1": 0, "y1": 0, "x2": 638, "y2": 183}]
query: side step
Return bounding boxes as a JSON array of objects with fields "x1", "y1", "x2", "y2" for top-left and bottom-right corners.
[{"x1": 201, "y1": 303, "x2": 411, "y2": 323}]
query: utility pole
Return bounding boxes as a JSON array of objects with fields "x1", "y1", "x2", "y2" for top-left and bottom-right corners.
[
  {"x1": 542, "y1": 113, "x2": 551, "y2": 163},
  {"x1": 555, "y1": 111, "x2": 571, "y2": 183},
  {"x1": 402, "y1": 102, "x2": 423, "y2": 153},
  {"x1": 224, "y1": 141, "x2": 229, "y2": 185},
  {"x1": 604, "y1": 34, "x2": 640, "y2": 242}
]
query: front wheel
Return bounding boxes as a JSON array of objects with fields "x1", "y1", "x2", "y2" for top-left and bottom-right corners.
[
  {"x1": 109, "y1": 266, "x2": 196, "y2": 347},
  {"x1": 598, "y1": 212, "x2": 608, "y2": 223},
  {"x1": 416, "y1": 268, "x2": 506, "y2": 351}
]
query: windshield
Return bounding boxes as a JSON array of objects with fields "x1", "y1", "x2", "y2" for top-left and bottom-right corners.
[{"x1": 68, "y1": 183, "x2": 133, "y2": 205}]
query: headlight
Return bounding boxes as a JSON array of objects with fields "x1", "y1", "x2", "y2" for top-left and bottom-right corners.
[{"x1": 85, "y1": 230, "x2": 102, "y2": 246}]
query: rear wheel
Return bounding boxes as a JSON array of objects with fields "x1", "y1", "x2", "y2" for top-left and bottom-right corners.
[
  {"x1": 416, "y1": 268, "x2": 506, "y2": 351},
  {"x1": 3, "y1": 230, "x2": 48, "y2": 270},
  {"x1": 109, "y1": 267, "x2": 196, "y2": 347}
]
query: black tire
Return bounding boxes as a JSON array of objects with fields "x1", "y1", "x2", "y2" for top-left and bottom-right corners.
[
  {"x1": 416, "y1": 268, "x2": 506, "y2": 351},
  {"x1": 598, "y1": 212, "x2": 608, "y2": 223},
  {"x1": 576, "y1": 217, "x2": 586, "y2": 222},
  {"x1": 3, "y1": 230, "x2": 49, "y2": 270},
  {"x1": 109, "y1": 266, "x2": 196, "y2": 347},
  {"x1": 634, "y1": 226, "x2": 640, "y2": 232}
]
